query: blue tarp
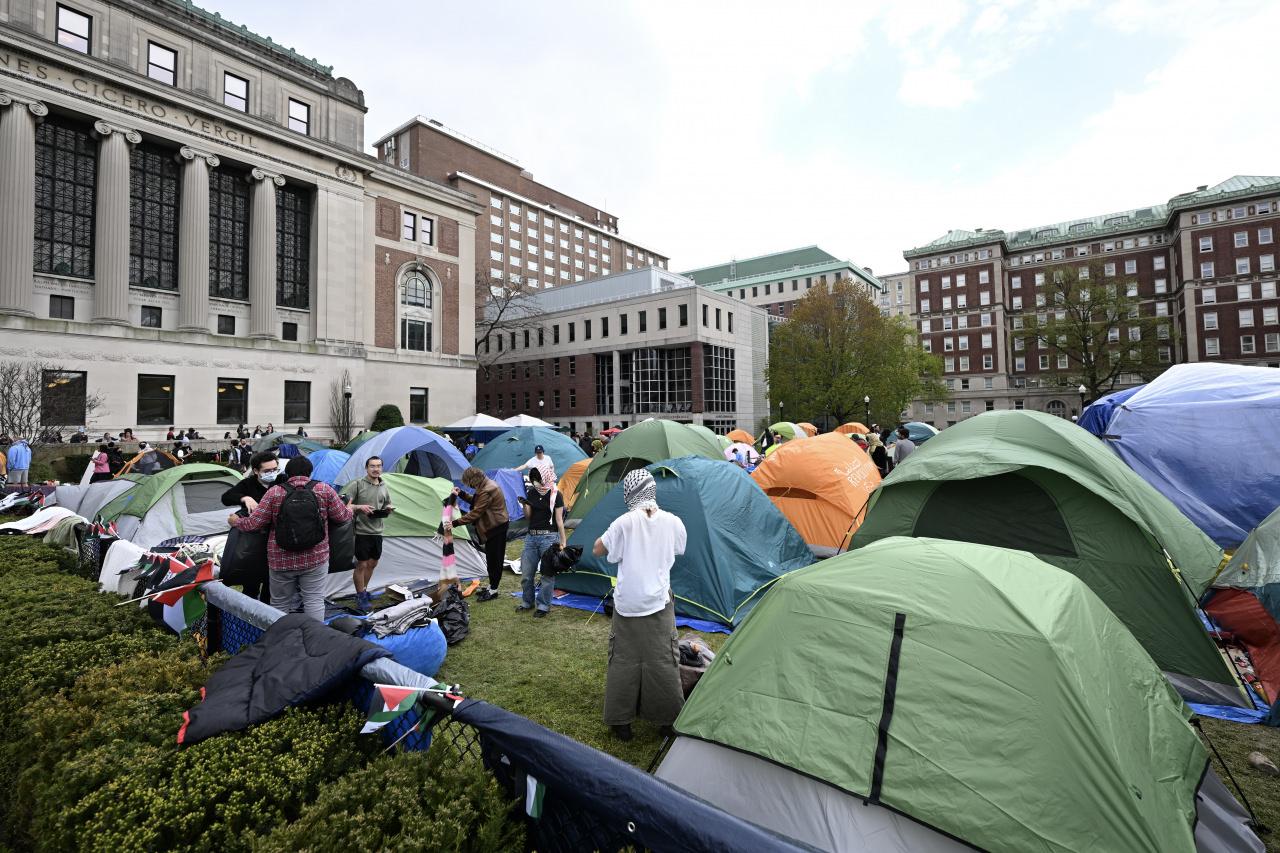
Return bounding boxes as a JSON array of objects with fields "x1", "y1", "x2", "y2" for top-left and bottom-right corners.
[
  {"x1": 1078, "y1": 385, "x2": 1144, "y2": 436},
  {"x1": 1105, "y1": 363, "x2": 1280, "y2": 548},
  {"x1": 307, "y1": 448, "x2": 351, "y2": 486},
  {"x1": 336, "y1": 426, "x2": 468, "y2": 485},
  {"x1": 471, "y1": 427, "x2": 587, "y2": 480},
  {"x1": 506, "y1": 590, "x2": 731, "y2": 634}
]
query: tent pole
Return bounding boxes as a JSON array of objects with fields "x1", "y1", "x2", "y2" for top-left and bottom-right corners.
[{"x1": 1192, "y1": 718, "x2": 1269, "y2": 834}]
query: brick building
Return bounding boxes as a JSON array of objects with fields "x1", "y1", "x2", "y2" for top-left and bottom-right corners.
[
  {"x1": 474, "y1": 267, "x2": 770, "y2": 435},
  {"x1": 683, "y1": 246, "x2": 882, "y2": 321},
  {"x1": 904, "y1": 175, "x2": 1280, "y2": 427}
]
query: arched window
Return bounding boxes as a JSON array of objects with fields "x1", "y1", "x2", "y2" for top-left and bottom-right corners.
[
  {"x1": 1046, "y1": 400, "x2": 1068, "y2": 418},
  {"x1": 401, "y1": 272, "x2": 430, "y2": 308},
  {"x1": 398, "y1": 268, "x2": 435, "y2": 353}
]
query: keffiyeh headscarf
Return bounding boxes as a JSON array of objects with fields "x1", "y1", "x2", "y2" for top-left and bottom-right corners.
[
  {"x1": 622, "y1": 469, "x2": 658, "y2": 513},
  {"x1": 530, "y1": 461, "x2": 556, "y2": 495}
]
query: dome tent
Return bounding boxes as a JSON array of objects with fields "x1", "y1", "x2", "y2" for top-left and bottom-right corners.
[
  {"x1": 884, "y1": 421, "x2": 939, "y2": 446},
  {"x1": 568, "y1": 419, "x2": 724, "y2": 520},
  {"x1": 470, "y1": 427, "x2": 587, "y2": 478},
  {"x1": 1078, "y1": 384, "x2": 1143, "y2": 436},
  {"x1": 251, "y1": 432, "x2": 327, "y2": 454},
  {"x1": 558, "y1": 457, "x2": 591, "y2": 510},
  {"x1": 342, "y1": 430, "x2": 380, "y2": 454},
  {"x1": 725, "y1": 429, "x2": 756, "y2": 445},
  {"x1": 560, "y1": 456, "x2": 813, "y2": 627},
  {"x1": 335, "y1": 426, "x2": 468, "y2": 485},
  {"x1": 851, "y1": 409, "x2": 1240, "y2": 708},
  {"x1": 96, "y1": 464, "x2": 242, "y2": 549},
  {"x1": 658, "y1": 537, "x2": 1261, "y2": 853},
  {"x1": 115, "y1": 448, "x2": 181, "y2": 476},
  {"x1": 833, "y1": 421, "x2": 870, "y2": 435},
  {"x1": 767, "y1": 421, "x2": 806, "y2": 441},
  {"x1": 306, "y1": 448, "x2": 352, "y2": 486}
]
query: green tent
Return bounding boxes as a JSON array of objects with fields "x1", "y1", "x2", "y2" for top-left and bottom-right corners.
[
  {"x1": 342, "y1": 429, "x2": 380, "y2": 454},
  {"x1": 560, "y1": 456, "x2": 814, "y2": 626},
  {"x1": 851, "y1": 409, "x2": 1239, "y2": 707},
  {"x1": 568, "y1": 419, "x2": 724, "y2": 520},
  {"x1": 767, "y1": 421, "x2": 805, "y2": 441},
  {"x1": 97, "y1": 464, "x2": 242, "y2": 548},
  {"x1": 660, "y1": 537, "x2": 1236, "y2": 853}
]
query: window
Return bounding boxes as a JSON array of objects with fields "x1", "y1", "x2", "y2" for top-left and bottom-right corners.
[
  {"x1": 400, "y1": 318, "x2": 427, "y2": 351},
  {"x1": 1128, "y1": 326, "x2": 1142, "y2": 342},
  {"x1": 1242, "y1": 335, "x2": 1256, "y2": 354},
  {"x1": 283, "y1": 380, "x2": 310, "y2": 422},
  {"x1": 1261, "y1": 255, "x2": 1275, "y2": 273},
  {"x1": 1124, "y1": 259, "x2": 1137, "y2": 274},
  {"x1": 1237, "y1": 284, "x2": 1253, "y2": 301},
  {"x1": 1203, "y1": 311, "x2": 1218, "y2": 330},
  {"x1": 1155, "y1": 301, "x2": 1169, "y2": 317},
  {"x1": 728, "y1": 312, "x2": 734, "y2": 333},
  {"x1": 1039, "y1": 355, "x2": 1050, "y2": 369},
  {"x1": 981, "y1": 333, "x2": 992, "y2": 349},
  {"x1": 943, "y1": 337, "x2": 954, "y2": 352},
  {"x1": 401, "y1": 272, "x2": 429, "y2": 307},
  {"x1": 920, "y1": 299, "x2": 931, "y2": 312},
  {"x1": 1101, "y1": 265, "x2": 1114, "y2": 278},
  {"x1": 217, "y1": 378, "x2": 248, "y2": 424},
  {"x1": 658, "y1": 307, "x2": 667, "y2": 330},
  {"x1": 1202, "y1": 288, "x2": 1217, "y2": 304},
  {"x1": 1265, "y1": 282, "x2": 1278, "y2": 298},
  {"x1": 639, "y1": 311, "x2": 647, "y2": 333},
  {"x1": 1125, "y1": 282, "x2": 1138, "y2": 298},
  {"x1": 281, "y1": 321, "x2": 297, "y2": 341},
  {"x1": 584, "y1": 319, "x2": 592, "y2": 340},
  {"x1": 128, "y1": 143, "x2": 181, "y2": 290},
  {"x1": 223, "y1": 72, "x2": 249, "y2": 112},
  {"x1": 131, "y1": 374, "x2": 175, "y2": 425},
  {"x1": 402, "y1": 211, "x2": 417, "y2": 241},
  {"x1": 1011, "y1": 276, "x2": 1021, "y2": 289},
  {"x1": 942, "y1": 296, "x2": 952, "y2": 310},
  {"x1": 1240, "y1": 309, "x2": 1255, "y2": 327},
  {"x1": 959, "y1": 356, "x2": 970, "y2": 370},
  {"x1": 1011, "y1": 296, "x2": 1022, "y2": 310},
  {"x1": 34, "y1": 115, "x2": 96, "y2": 278},
  {"x1": 944, "y1": 358, "x2": 954, "y2": 373},
  {"x1": 680, "y1": 304, "x2": 689, "y2": 327},
  {"x1": 209, "y1": 166, "x2": 250, "y2": 299},
  {"x1": 1015, "y1": 357, "x2": 1026, "y2": 371},
  {"x1": 1265, "y1": 307, "x2": 1279, "y2": 325},
  {"x1": 942, "y1": 276, "x2": 951, "y2": 289},
  {"x1": 1267, "y1": 333, "x2": 1280, "y2": 353},
  {"x1": 140, "y1": 305, "x2": 162, "y2": 328},
  {"x1": 958, "y1": 335, "x2": 969, "y2": 350},
  {"x1": 288, "y1": 99, "x2": 310, "y2": 135},
  {"x1": 1261, "y1": 227, "x2": 1274, "y2": 245},
  {"x1": 276, "y1": 183, "x2": 311, "y2": 308},
  {"x1": 1108, "y1": 326, "x2": 1121, "y2": 343},
  {"x1": 961, "y1": 401, "x2": 972, "y2": 414},
  {"x1": 217, "y1": 314, "x2": 235, "y2": 335},
  {"x1": 1237, "y1": 258, "x2": 1251, "y2": 275},
  {"x1": 569, "y1": 356, "x2": 577, "y2": 377},
  {"x1": 1154, "y1": 256, "x2": 1166, "y2": 270},
  {"x1": 1201, "y1": 262, "x2": 1215, "y2": 279},
  {"x1": 978, "y1": 270, "x2": 989, "y2": 284},
  {"x1": 1235, "y1": 231, "x2": 1249, "y2": 248},
  {"x1": 1205, "y1": 338, "x2": 1220, "y2": 357},
  {"x1": 568, "y1": 322, "x2": 575, "y2": 343},
  {"x1": 410, "y1": 387, "x2": 429, "y2": 423},
  {"x1": 49, "y1": 294, "x2": 74, "y2": 319},
  {"x1": 56, "y1": 5, "x2": 91, "y2": 53},
  {"x1": 1199, "y1": 236, "x2": 1213, "y2": 252},
  {"x1": 147, "y1": 42, "x2": 177, "y2": 85}
]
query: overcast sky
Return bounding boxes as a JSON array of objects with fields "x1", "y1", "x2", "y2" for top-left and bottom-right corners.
[{"x1": 215, "y1": 0, "x2": 1278, "y2": 276}]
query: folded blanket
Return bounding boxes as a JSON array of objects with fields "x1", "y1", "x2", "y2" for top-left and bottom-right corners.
[{"x1": 366, "y1": 597, "x2": 435, "y2": 638}]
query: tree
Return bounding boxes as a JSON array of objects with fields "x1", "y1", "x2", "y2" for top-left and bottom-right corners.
[
  {"x1": 767, "y1": 279, "x2": 946, "y2": 428},
  {"x1": 327, "y1": 370, "x2": 356, "y2": 444},
  {"x1": 370, "y1": 404, "x2": 404, "y2": 432},
  {"x1": 0, "y1": 360, "x2": 103, "y2": 442},
  {"x1": 474, "y1": 273, "x2": 545, "y2": 381},
  {"x1": 1012, "y1": 262, "x2": 1172, "y2": 401}
]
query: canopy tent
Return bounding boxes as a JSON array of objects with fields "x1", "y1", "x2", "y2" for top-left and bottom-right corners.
[
  {"x1": 439, "y1": 413, "x2": 511, "y2": 442},
  {"x1": 335, "y1": 426, "x2": 468, "y2": 485},
  {"x1": 115, "y1": 448, "x2": 181, "y2": 477},
  {"x1": 558, "y1": 458, "x2": 590, "y2": 510},
  {"x1": 884, "y1": 421, "x2": 940, "y2": 445},
  {"x1": 833, "y1": 422, "x2": 870, "y2": 435},
  {"x1": 561, "y1": 456, "x2": 813, "y2": 627},
  {"x1": 502, "y1": 413, "x2": 556, "y2": 428},
  {"x1": 658, "y1": 537, "x2": 1261, "y2": 853},
  {"x1": 332, "y1": 473, "x2": 485, "y2": 597},
  {"x1": 342, "y1": 430, "x2": 380, "y2": 455},
  {"x1": 767, "y1": 422, "x2": 805, "y2": 441},
  {"x1": 851, "y1": 410, "x2": 1240, "y2": 707},
  {"x1": 568, "y1": 420, "x2": 725, "y2": 520},
  {"x1": 795, "y1": 422, "x2": 818, "y2": 437},
  {"x1": 1078, "y1": 384, "x2": 1144, "y2": 436},
  {"x1": 250, "y1": 432, "x2": 327, "y2": 454},
  {"x1": 725, "y1": 429, "x2": 756, "y2": 445},
  {"x1": 1103, "y1": 363, "x2": 1280, "y2": 548},
  {"x1": 306, "y1": 448, "x2": 352, "y2": 486},
  {"x1": 97, "y1": 464, "x2": 242, "y2": 549},
  {"x1": 469, "y1": 427, "x2": 586, "y2": 479},
  {"x1": 751, "y1": 433, "x2": 880, "y2": 553}
]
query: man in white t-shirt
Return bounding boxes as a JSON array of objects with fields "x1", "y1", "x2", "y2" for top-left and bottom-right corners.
[
  {"x1": 593, "y1": 468, "x2": 687, "y2": 741},
  {"x1": 514, "y1": 444, "x2": 556, "y2": 482}
]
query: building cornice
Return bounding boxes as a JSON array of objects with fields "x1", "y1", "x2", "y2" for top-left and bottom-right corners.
[{"x1": 702, "y1": 259, "x2": 883, "y2": 292}]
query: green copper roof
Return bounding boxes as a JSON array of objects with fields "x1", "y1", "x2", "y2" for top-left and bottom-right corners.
[
  {"x1": 682, "y1": 246, "x2": 837, "y2": 284},
  {"x1": 1168, "y1": 176, "x2": 1280, "y2": 211},
  {"x1": 904, "y1": 229, "x2": 1004, "y2": 258},
  {"x1": 1004, "y1": 203, "x2": 1170, "y2": 251},
  {"x1": 164, "y1": 0, "x2": 334, "y2": 76},
  {"x1": 701, "y1": 259, "x2": 882, "y2": 293}
]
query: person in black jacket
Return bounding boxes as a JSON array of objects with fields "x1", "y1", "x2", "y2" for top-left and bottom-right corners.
[{"x1": 221, "y1": 451, "x2": 281, "y2": 512}]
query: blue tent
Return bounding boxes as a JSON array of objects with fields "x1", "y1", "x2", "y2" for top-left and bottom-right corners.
[
  {"x1": 470, "y1": 427, "x2": 587, "y2": 479},
  {"x1": 1078, "y1": 385, "x2": 1144, "y2": 436},
  {"x1": 307, "y1": 448, "x2": 351, "y2": 485},
  {"x1": 335, "y1": 426, "x2": 468, "y2": 485},
  {"x1": 1106, "y1": 363, "x2": 1280, "y2": 548},
  {"x1": 559, "y1": 456, "x2": 814, "y2": 627}
]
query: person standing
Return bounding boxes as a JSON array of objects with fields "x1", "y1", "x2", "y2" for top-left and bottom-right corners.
[
  {"x1": 89, "y1": 444, "x2": 113, "y2": 482},
  {"x1": 893, "y1": 426, "x2": 916, "y2": 467},
  {"x1": 347, "y1": 456, "x2": 394, "y2": 613},
  {"x1": 451, "y1": 467, "x2": 510, "y2": 603},
  {"x1": 228, "y1": 455, "x2": 351, "y2": 621},
  {"x1": 515, "y1": 466, "x2": 567, "y2": 618},
  {"x1": 220, "y1": 451, "x2": 282, "y2": 603},
  {"x1": 865, "y1": 433, "x2": 889, "y2": 477},
  {"x1": 514, "y1": 444, "x2": 556, "y2": 482},
  {"x1": 5, "y1": 438, "x2": 31, "y2": 485},
  {"x1": 592, "y1": 469, "x2": 687, "y2": 741}
]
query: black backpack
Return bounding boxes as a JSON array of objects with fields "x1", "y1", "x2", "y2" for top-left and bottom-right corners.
[{"x1": 275, "y1": 480, "x2": 326, "y2": 552}]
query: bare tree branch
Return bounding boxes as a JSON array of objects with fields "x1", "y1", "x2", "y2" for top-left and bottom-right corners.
[
  {"x1": 0, "y1": 360, "x2": 102, "y2": 443},
  {"x1": 474, "y1": 273, "x2": 546, "y2": 380}
]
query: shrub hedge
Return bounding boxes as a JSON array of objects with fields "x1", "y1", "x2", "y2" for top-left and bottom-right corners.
[{"x1": 370, "y1": 403, "x2": 405, "y2": 431}]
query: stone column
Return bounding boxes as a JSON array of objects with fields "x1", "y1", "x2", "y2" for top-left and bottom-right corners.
[
  {"x1": 248, "y1": 168, "x2": 284, "y2": 339},
  {"x1": 0, "y1": 92, "x2": 47, "y2": 317},
  {"x1": 176, "y1": 146, "x2": 219, "y2": 332},
  {"x1": 91, "y1": 120, "x2": 141, "y2": 325}
]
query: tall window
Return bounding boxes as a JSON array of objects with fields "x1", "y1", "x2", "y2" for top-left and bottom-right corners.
[
  {"x1": 129, "y1": 143, "x2": 180, "y2": 290},
  {"x1": 34, "y1": 114, "x2": 96, "y2": 278},
  {"x1": 223, "y1": 72, "x2": 249, "y2": 112},
  {"x1": 284, "y1": 380, "x2": 310, "y2": 423},
  {"x1": 216, "y1": 378, "x2": 248, "y2": 424},
  {"x1": 400, "y1": 319, "x2": 427, "y2": 351},
  {"x1": 147, "y1": 42, "x2": 176, "y2": 85},
  {"x1": 702, "y1": 345, "x2": 736, "y2": 412},
  {"x1": 137, "y1": 374, "x2": 174, "y2": 425},
  {"x1": 287, "y1": 99, "x2": 310, "y2": 135},
  {"x1": 42, "y1": 370, "x2": 87, "y2": 427},
  {"x1": 275, "y1": 183, "x2": 311, "y2": 308},
  {"x1": 209, "y1": 167, "x2": 249, "y2": 299},
  {"x1": 409, "y1": 387, "x2": 429, "y2": 423},
  {"x1": 595, "y1": 354, "x2": 614, "y2": 415},
  {"x1": 56, "y1": 5, "x2": 91, "y2": 53},
  {"x1": 401, "y1": 273, "x2": 428, "y2": 307}
]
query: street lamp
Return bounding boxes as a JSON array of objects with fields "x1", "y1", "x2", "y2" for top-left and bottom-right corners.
[
  {"x1": 1077, "y1": 384, "x2": 1087, "y2": 413},
  {"x1": 864, "y1": 395, "x2": 871, "y2": 426},
  {"x1": 342, "y1": 378, "x2": 352, "y2": 439}
]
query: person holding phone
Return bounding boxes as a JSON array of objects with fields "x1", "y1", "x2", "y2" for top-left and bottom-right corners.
[
  {"x1": 515, "y1": 465, "x2": 567, "y2": 618},
  {"x1": 348, "y1": 455, "x2": 394, "y2": 612}
]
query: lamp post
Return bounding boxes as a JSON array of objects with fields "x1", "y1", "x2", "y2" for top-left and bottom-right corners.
[
  {"x1": 342, "y1": 378, "x2": 352, "y2": 439},
  {"x1": 1077, "y1": 383, "x2": 1087, "y2": 413},
  {"x1": 864, "y1": 395, "x2": 871, "y2": 426},
  {"x1": 538, "y1": 399, "x2": 544, "y2": 419}
]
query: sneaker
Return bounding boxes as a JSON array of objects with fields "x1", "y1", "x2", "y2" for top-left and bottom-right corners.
[
  {"x1": 515, "y1": 604, "x2": 533, "y2": 612},
  {"x1": 477, "y1": 588, "x2": 500, "y2": 602},
  {"x1": 355, "y1": 592, "x2": 371, "y2": 613},
  {"x1": 533, "y1": 608, "x2": 548, "y2": 618},
  {"x1": 610, "y1": 724, "x2": 633, "y2": 741}
]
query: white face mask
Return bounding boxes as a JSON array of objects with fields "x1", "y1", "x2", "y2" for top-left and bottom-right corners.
[{"x1": 258, "y1": 469, "x2": 280, "y2": 484}]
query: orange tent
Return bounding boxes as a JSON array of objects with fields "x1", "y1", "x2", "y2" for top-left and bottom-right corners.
[
  {"x1": 834, "y1": 422, "x2": 870, "y2": 435},
  {"x1": 558, "y1": 457, "x2": 591, "y2": 509},
  {"x1": 115, "y1": 448, "x2": 182, "y2": 477},
  {"x1": 796, "y1": 422, "x2": 819, "y2": 437},
  {"x1": 725, "y1": 429, "x2": 756, "y2": 445},
  {"x1": 751, "y1": 432, "x2": 881, "y2": 550}
]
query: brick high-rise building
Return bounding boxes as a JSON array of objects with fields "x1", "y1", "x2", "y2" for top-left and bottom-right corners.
[{"x1": 903, "y1": 175, "x2": 1280, "y2": 427}]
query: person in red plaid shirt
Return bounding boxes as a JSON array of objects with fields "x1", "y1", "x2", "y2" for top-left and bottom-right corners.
[{"x1": 228, "y1": 455, "x2": 351, "y2": 621}]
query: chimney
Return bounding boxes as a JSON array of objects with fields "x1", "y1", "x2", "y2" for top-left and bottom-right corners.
[
  {"x1": 1197, "y1": 185, "x2": 1207, "y2": 191},
  {"x1": 863, "y1": 267, "x2": 873, "y2": 275}
]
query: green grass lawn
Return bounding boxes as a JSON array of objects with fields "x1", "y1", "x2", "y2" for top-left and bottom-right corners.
[{"x1": 1200, "y1": 717, "x2": 1280, "y2": 851}]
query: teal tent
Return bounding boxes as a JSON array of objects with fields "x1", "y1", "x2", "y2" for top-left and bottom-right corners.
[
  {"x1": 560, "y1": 456, "x2": 813, "y2": 627},
  {"x1": 470, "y1": 427, "x2": 586, "y2": 477}
]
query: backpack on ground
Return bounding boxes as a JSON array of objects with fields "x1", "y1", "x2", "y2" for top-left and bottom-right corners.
[{"x1": 275, "y1": 480, "x2": 326, "y2": 552}]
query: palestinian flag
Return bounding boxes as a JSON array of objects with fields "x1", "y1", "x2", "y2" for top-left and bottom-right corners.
[
  {"x1": 152, "y1": 560, "x2": 216, "y2": 606},
  {"x1": 361, "y1": 684, "x2": 423, "y2": 734},
  {"x1": 146, "y1": 558, "x2": 212, "y2": 635},
  {"x1": 150, "y1": 588, "x2": 207, "y2": 635},
  {"x1": 525, "y1": 773, "x2": 546, "y2": 819}
]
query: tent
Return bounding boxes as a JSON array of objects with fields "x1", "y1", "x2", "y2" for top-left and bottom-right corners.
[
  {"x1": 795, "y1": 422, "x2": 818, "y2": 437},
  {"x1": 335, "y1": 426, "x2": 468, "y2": 485},
  {"x1": 885, "y1": 421, "x2": 939, "y2": 446},
  {"x1": 558, "y1": 457, "x2": 590, "y2": 510},
  {"x1": 440, "y1": 413, "x2": 511, "y2": 442},
  {"x1": 723, "y1": 442, "x2": 760, "y2": 469},
  {"x1": 306, "y1": 448, "x2": 352, "y2": 486},
  {"x1": 560, "y1": 456, "x2": 813, "y2": 626},
  {"x1": 658, "y1": 537, "x2": 1262, "y2": 853},
  {"x1": 251, "y1": 432, "x2": 327, "y2": 454},
  {"x1": 833, "y1": 422, "x2": 869, "y2": 435},
  {"x1": 568, "y1": 420, "x2": 725, "y2": 520},
  {"x1": 1078, "y1": 384, "x2": 1144, "y2": 436},
  {"x1": 851, "y1": 409, "x2": 1241, "y2": 707},
  {"x1": 115, "y1": 448, "x2": 181, "y2": 476},
  {"x1": 1103, "y1": 363, "x2": 1280, "y2": 548},
  {"x1": 502, "y1": 413, "x2": 556, "y2": 428},
  {"x1": 725, "y1": 429, "x2": 756, "y2": 445},
  {"x1": 332, "y1": 473, "x2": 485, "y2": 597},
  {"x1": 751, "y1": 433, "x2": 880, "y2": 553},
  {"x1": 342, "y1": 430, "x2": 380, "y2": 454},
  {"x1": 686, "y1": 423, "x2": 721, "y2": 445},
  {"x1": 96, "y1": 464, "x2": 242, "y2": 549},
  {"x1": 470, "y1": 427, "x2": 587, "y2": 478},
  {"x1": 767, "y1": 422, "x2": 805, "y2": 441},
  {"x1": 55, "y1": 477, "x2": 141, "y2": 521}
]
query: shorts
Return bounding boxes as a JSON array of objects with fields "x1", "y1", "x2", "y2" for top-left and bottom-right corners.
[{"x1": 354, "y1": 534, "x2": 383, "y2": 561}]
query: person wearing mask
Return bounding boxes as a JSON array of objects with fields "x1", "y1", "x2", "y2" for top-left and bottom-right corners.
[
  {"x1": 514, "y1": 444, "x2": 556, "y2": 482},
  {"x1": 451, "y1": 467, "x2": 510, "y2": 603},
  {"x1": 593, "y1": 469, "x2": 687, "y2": 741},
  {"x1": 228, "y1": 456, "x2": 351, "y2": 621},
  {"x1": 221, "y1": 452, "x2": 280, "y2": 512},
  {"x1": 893, "y1": 426, "x2": 916, "y2": 467},
  {"x1": 865, "y1": 433, "x2": 889, "y2": 477},
  {"x1": 347, "y1": 456, "x2": 394, "y2": 613},
  {"x1": 515, "y1": 465, "x2": 567, "y2": 618}
]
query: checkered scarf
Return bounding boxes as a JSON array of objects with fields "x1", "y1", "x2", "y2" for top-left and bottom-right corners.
[{"x1": 622, "y1": 469, "x2": 658, "y2": 513}]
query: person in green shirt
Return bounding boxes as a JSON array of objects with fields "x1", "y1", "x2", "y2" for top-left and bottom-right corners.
[{"x1": 348, "y1": 456, "x2": 394, "y2": 612}]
